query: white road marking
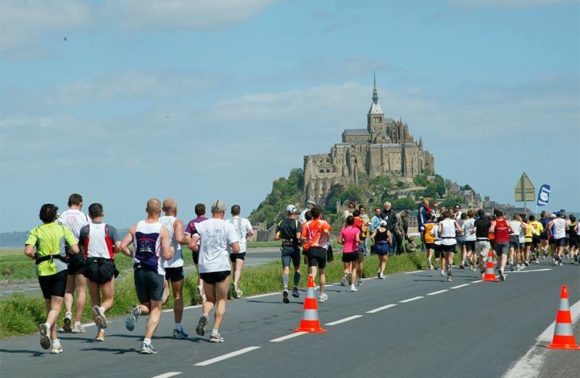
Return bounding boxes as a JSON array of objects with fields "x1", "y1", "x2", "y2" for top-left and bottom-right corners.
[
  {"x1": 399, "y1": 296, "x2": 424, "y2": 303},
  {"x1": 366, "y1": 304, "x2": 397, "y2": 314},
  {"x1": 194, "y1": 346, "x2": 261, "y2": 367},
  {"x1": 507, "y1": 268, "x2": 552, "y2": 274},
  {"x1": 270, "y1": 332, "x2": 308, "y2": 343},
  {"x1": 404, "y1": 270, "x2": 423, "y2": 274},
  {"x1": 152, "y1": 372, "x2": 182, "y2": 378},
  {"x1": 450, "y1": 284, "x2": 470, "y2": 289},
  {"x1": 426, "y1": 289, "x2": 449, "y2": 296},
  {"x1": 503, "y1": 299, "x2": 580, "y2": 378},
  {"x1": 471, "y1": 280, "x2": 483, "y2": 283},
  {"x1": 246, "y1": 292, "x2": 278, "y2": 299},
  {"x1": 325, "y1": 315, "x2": 363, "y2": 326}
]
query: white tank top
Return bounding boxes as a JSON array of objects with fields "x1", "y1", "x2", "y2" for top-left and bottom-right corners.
[
  {"x1": 509, "y1": 220, "x2": 521, "y2": 236},
  {"x1": 160, "y1": 216, "x2": 183, "y2": 268},
  {"x1": 552, "y1": 218, "x2": 566, "y2": 239},
  {"x1": 85, "y1": 223, "x2": 114, "y2": 259},
  {"x1": 440, "y1": 219, "x2": 457, "y2": 245},
  {"x1": 134, "y1": 220, "x2": 164, "y2": 275},
  {"x1": 58, "y1": 209, "x2": 90, "y2": 239}
]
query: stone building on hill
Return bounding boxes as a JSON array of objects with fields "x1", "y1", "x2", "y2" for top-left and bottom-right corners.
[{"x1": 304, "y1": 77, "x2": 435, "y2": 204}]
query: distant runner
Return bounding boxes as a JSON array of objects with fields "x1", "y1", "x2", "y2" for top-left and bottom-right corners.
[
  {"x1": 489, "y1": 210, "x2": 513, "y2": 282},
  {"x1": 338, "y1": 215, "x2": 361, "y2": 292},
  {"x1": 301, "y1": 205, "x2": 332, "y2": 302},
  {"x1": 274, "y1": 205, "x2": 302, "y2": 303},
  {"x1": 227, "y1": 205, "x2": 254, "y2": 299},
  {"x1": 184, "y1": 203, "x2": 208, "y2": 304}
]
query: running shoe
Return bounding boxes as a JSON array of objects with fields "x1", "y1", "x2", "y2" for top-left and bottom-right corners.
[
  {"x1": 209, "y1": 332, "x2": 225, "y2": 343},
  {"x1": 499, "y1": 269, "x2": 506, "y2": 281},
  {"x1": 49, "y1": 343, "x2": 63, "y2": 354},
  {"x1": 92, "y1": 305, "x2": 107, "y2": 329},
  {"x1": 38, "y1": 323, "x2": 50, "y2": 350},
  {"x1": 429, "y1": 264, "x2": 434, "y2": 270},
  {"x1": 292, "y1": 287, "x2": 300, "y2": 298},
  {"x1": 140, "y1": 342, "x2": 157, "y2": 354},
  {"x1": 125, "y1": 305, "x2": 140, "y2": 332},
  {"x1": 71, "y1": 323, "x2": 86, "y2": 333},
  {"x1": 95, "y1": 329, "x2": 105, "y2": 342},
  {"x1": 282, "y1": 289, "x2": 290, "y2": 304},
  {"x1": 357, "y1": 279, "x2": 363, "y2": 286},
  {"x1": 196, "y1": 315, "x2": 208, "y2": 336},
  {"x1": 459, "y1": 264, "x2": 465, "y2": 270},
  {"x1": 318, "y1": 293, "x2": 328, "y2": 303},
  {"x1": 236, "y1": 288, "x2": 243, "y2": 298},
  {"x1": 440, "y1": 269, "x2": 445, "y2": 277},
  {"x1": 378, "y1": 273, "x2": 385, "y2": 279},
  {"x1": 340, "y1": 276, "x2": 348, "y2": 287},
  {"x1": 350, "y1": 284, "x2": 358, "y2": 292},
  {"x1": 63, "y1": 312, "x2": 72, "y2": 333},
  {"x1": 510, "y1": 264, "x2": 515, "y2": 272},
  {"x1": 173, "y1": 328, "x2": 188, "y2": 339}
]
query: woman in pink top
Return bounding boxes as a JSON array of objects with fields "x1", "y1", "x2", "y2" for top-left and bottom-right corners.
[{"x1": 338, "y1": 216, "x2": 361, "y2": 292}]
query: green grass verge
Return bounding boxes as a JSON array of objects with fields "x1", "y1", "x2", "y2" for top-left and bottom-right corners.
[{"x1": 0, "y1": 250, "x2": 457, "y2": 339}]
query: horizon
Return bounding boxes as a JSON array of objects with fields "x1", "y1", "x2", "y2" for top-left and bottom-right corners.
[{"x1": 1, "y1": 0, "x2": 578, "y2": 233}]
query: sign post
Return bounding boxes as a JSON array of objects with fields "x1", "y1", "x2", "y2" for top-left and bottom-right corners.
[{"x1": 514, "y1": 172, "x2": 535, "y2": 216}]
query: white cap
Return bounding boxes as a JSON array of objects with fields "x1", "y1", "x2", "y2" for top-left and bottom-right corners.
[{"x1": 286, "y1": 205, "x2": 298, "y2": 214}]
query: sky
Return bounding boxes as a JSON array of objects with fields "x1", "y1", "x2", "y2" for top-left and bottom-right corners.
[{"x1": 1, "y1": 0, "x2": 579, "y2": 232}]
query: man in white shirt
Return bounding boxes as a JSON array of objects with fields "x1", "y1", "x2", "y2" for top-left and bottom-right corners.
[
  {"x1": 57, "y1": 193, "x2": 90, "y2": 333},
  {"x1": 189, "y1": 200, "x2": 240, "y2": 343},
  {"x1": 227, "y1": 205, "x2": 254, "y2": 299},
  {"x1": 299, "y1": 200, "x2": 316, "y2": 225}
]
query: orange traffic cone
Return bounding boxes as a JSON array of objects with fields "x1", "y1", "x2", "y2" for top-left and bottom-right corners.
[
  {"x1": 547, "y1": 285, "x2": 580, "y2": 350},
  {"x1": 482, "y1": 250, "x2": 498, "y2": 282},
  {"x1": 294, "y1": 275, "x2": 326, "y2": 333}
]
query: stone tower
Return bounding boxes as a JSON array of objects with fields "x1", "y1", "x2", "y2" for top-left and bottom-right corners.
[{"x1": 303, "y1": 77, "x2": 435, "y2": 204}]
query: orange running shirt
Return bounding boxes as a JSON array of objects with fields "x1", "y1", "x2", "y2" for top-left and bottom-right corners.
[{"x1": 302, "y1": 219, "x2": 332, "y2": 250}]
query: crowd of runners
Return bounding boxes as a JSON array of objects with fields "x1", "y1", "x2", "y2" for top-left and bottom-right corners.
[{"x1": 24, "y1": 194, "x2": 579, "y2": 354}]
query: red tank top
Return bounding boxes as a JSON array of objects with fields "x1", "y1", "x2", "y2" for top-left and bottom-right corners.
[{"x1": 495, "y1": 218, "x2": 510, "y2": 243}]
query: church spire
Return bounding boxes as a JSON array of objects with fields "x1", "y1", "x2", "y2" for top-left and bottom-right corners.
[{"x1": 372, "y1": 72, "x2": 379, "y2": 104}]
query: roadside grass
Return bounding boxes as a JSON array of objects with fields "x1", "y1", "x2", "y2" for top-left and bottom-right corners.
[{"x1": 0, "y1": 249, "x2": 460, "y2": 338}]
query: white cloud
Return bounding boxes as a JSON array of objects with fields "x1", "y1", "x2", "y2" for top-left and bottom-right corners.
[
  {"x1": 104, "y1": 0, "x2": 275, "y2": 30},
  {"x1": 0, "y1": 0, "x2": 92, "y2": 52},
  {"x1": 448, "y1": 0, "x2": 579, "y2": 9}
]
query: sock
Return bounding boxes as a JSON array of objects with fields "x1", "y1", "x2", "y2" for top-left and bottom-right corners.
[
  {"x1": 100, "y1": 306, "x2": 105, "y2": 314},
  {"x1": 282, "y1": 273, "x2": 289, "y2": 289},
  {"x1": 203, "y1": 313, "x2": 209, "y2": 318},
  {"x1": 211, "y1": 328, "x2": 219, "y2": 335},
  {"x1": 44, "y1": 322, "x2": 51, "y2": 329},
  {"x1": 293, "y1": 272, "x2": 300, "y2": 287},
  {"x1": 175, "y1": 323, "x2": 182, "y2": 330},
  {"x1": 74, "y1": 321, "x2": 81, "y2": 327},
  {"x1": 51, "y1": 338, "x2": 60, "y2": 346},
  {"x1": 143, "y1": 338, "x2": 151, "y2": 345}
]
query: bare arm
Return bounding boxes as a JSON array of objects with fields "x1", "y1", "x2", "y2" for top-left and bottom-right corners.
[
  {"x1": 160, "y1": 226, "x2": 174, "y2": 261},
  {"x1": 119, "y1": 225, "x2": 136, "y2": 257},
  {"x1": 489, "y1": 221, "x2": 496, "y2": 233},
  {"x1": 24, "y1": 245, "x2": 36, "y2": 260},
  {"x1": 230, "y1": 241, "x2": 241, "y2": 254},
  {"x1": 173, "y1": 219, "x2": 186, "y2": 244},
  {"x1": 189, "y1": 234, "x2": 200, "y2": 252}
]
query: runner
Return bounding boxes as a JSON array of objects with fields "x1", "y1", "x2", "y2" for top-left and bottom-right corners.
[
  {"x1": 184, "y1": 203, "x2": 208, "y2": 304},
  {"x1": 573, "y1": 218, "x2": 580, "y2": 264},
  {"x1": 567, "y1": 215, "x2": 578, "y2": 264},
  {"x1": 119, "y1": 198, "x2": 174, "y2": 354},
  {"x1": 227, "y1": 205, "x2": 254, "y2": 299},
  {"x1": 489, "y1": 210, "x2": 513, "y2": 281},
  {"x1": 527, "y1": 215, "x2": 543, "y2": 264},
  {"x1": 370, "y1": 220, "x2": 393, "y2": 278},
  {"x1": 57, "y1": 193, "x2": 90, "y2": 333},
  {"x1": 438, "y1": 211, "x2": 462, "y2": 282},
  {"x1": 417, "y1": 198, "x2": 432, "y2": 252},
  {"x1": 274, "y1": 205, "x2": 302, "y2": 303},
  {"x1": 462, "y1": 210, "x2": 476, "y2": 271},
  {"x1": 299, "y1": 200, "x2": 316, "y2": 225},
  {"x1": 25, "y1": 204, "x2": 79, "y2": 354},
  {"x1": 474, "y1": 209, "x2": 492, "y2": 274},
  {"x1": 421, "y1": 215, "x2": 437, "y2": 270},
  {"x1": 457, "y1": 212, "x2": 466, "y2": 268},
  {"x1": 338, "y1": 216, "x2": 361, "y2": 291},
  {"x1": 301, "y1": 205, "x2": 332, "y2": 302},
  {"x1": 547, "y1": 211, "x2": 567, "y2": 266},
  {"x1": 508, "y1": 214, "x2": 525, "y2": 271},
  {"x1": 159, "y1": 198, "x2": 188, "y2": 339},
  {"x1": 538, "y1": 211, "x2": 551, "y2": 259},
  {"x1": 353, "y1": 209, "x2": 368, "y2": 285},
  {"x1": 189, "y1": 200, "x2": 240, "y2": 343},
  {"x1": 78, "y1": 203, "x2": 121, "y2": 342}
]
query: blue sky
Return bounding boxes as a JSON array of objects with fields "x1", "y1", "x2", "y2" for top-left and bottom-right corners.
[{"x1": 1, "y1": 0, "x2": 579, "y2": 232}]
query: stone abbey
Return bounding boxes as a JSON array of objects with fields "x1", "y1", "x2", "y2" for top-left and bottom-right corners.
[{"x1": 304, "y1": 77, "x2": 435, "y2": 203}]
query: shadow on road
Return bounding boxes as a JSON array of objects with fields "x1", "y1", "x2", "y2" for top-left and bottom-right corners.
[{"x1": 0, "y1": 348, "x2": 44, "y2": 357}]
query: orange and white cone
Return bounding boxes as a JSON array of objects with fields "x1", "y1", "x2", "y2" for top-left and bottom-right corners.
[
  {"x1": 294, "y1": 275, "x2": 326, "y2": 333},
  {"x1": 548, "y1": 284, "x2": 580, "y2": 350},
  {"x1": 482, "y1": 250, "x2": 498, "y2": 282}
]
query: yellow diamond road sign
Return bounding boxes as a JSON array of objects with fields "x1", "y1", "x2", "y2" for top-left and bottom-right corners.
[{"x1": 514, "y1": 172, "x2": 535, "y2": 202}]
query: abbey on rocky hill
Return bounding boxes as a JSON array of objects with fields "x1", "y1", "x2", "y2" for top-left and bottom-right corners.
[{"x1": 304, "y1": 76, "x2": 435, "y2": 203}]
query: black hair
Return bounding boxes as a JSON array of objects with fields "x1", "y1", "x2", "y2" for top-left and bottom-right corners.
[
  {"x1": 477, "y1": 209, "x2": 485, "y2": 218},
  {"x1": 310, "y1": 205, "x2": 322, "y2": 219},
  {"x1": 39, "y1": 204, "x2": 58, "y2": 223},
  {"x1": 346, "y1": 215, "x2": 355, "y2": 226},
  {"x1": 194, "y1": 203, "x2": 205, "y2": 216},
  {"x1": 528, "y1": 215, "x2": 536, "y2": 221},
  {"x1": 231, "y1": 205, "x2": 241, "y2": 216},
  {"x1": 68, "y1": 193, "x2": 83, "y2": 207},
  {"x1": 461, "y1": 213, "x2": 467, "y2": 220},
  {"x1": 570, "y1": 215, "x2": 576, "y2": 222},
  {"x1": 494, "y1": 209, "x2": 503, "y2": 217},
  {"x1": 305, "y1": 210, "x2": 313, "y2": 221},
  {"x1": 88, "y1": 203, "x2": 104, "y2": 218},
  {"x1": 353, "y1": 210, "x2": 361, "y2": 217}
]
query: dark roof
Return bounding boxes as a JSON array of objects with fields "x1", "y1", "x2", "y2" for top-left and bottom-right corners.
[{"x1": 342, "y1": 129, "x2": 370, "y2": 136}]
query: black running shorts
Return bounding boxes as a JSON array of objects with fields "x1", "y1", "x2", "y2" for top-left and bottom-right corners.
[
  {"x1": 134, "y1": 268, "x2": 165, "y2": 303},
  {"x1": 83, "y1": 258, "x2": 117, "y2": 284},
  {"x1": 200, "y1": 271, "x2": 230, "y2": 284},
  {"x1": 38, "y1": 270, "x2": 68, "y2": 299},
  {"x1": 307, "y1": 247, "x2": 327, "y2": 269},
  {"x1": 341, "y1": 252, "x2": 358, "y2": 263},
  {"x1": 67, "y1": 253, "x2": 85, "y2": 275},
  {"x1": 229, "y1": 252, "x2": 246, "y2": 262},
  {"x1": 164, "y1": 267, "x2": 184, "y2": 282}
]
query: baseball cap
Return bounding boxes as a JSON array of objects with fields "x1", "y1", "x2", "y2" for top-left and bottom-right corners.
[
  {"x1": 550, "y1": 213, "x2": 557, "y2": 219},
  {"x1": 286, "y1": 204, "x2": 299, "y2": 213},
  {"x1": 211, "y1": 200, "x2": 226, "y2": 212},
  {"x1": 380, "y1": 220, "x2": 387, "y2": 227}
]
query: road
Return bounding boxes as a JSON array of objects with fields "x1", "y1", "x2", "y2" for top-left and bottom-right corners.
[{"x1": 1, "y1": 260, "x2": 578, "y2": 378}]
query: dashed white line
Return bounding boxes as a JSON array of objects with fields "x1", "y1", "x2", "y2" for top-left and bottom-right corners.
[
  {"x1": 450, "y1": 284, "x2": 470, "y2": 289},
  {"x1": 366, "y1": 304, "x2": 397, "y2": 314},
  {"x1": 426, "y1": 289, "x2": 448, "y2": 296},
  {"x1": 404, "y1": 270, "x2": 423, "y2": 274},
  {"x1": 325, "y1": 315, "x2": 363, "y2": 326},
  {"x1": 507, "y1": 268, "x2": 552, "y2": 274},
  {"x1": 270, "y1": 332, "x2": 308, "y2": 343},
  {"x1": 399, "y1": 296, "x2": 424, "y2": 303},
  {"x1": 194, "y1": 346, "x2": 261, "y2": 367},
  {"x1": 246, "y1": 292, "x2": 278, "y2": 299},
  {"x1": 152, "y1": 372, "x2": 182, "y2": 378},
  {"x1": 471, "y1": 280, "x2": 483, "y2": 284}
]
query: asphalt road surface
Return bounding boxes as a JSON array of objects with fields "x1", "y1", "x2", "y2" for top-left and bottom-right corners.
[{"x1": 1, "y1": 260, "x2": 578, "y2": 378}]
